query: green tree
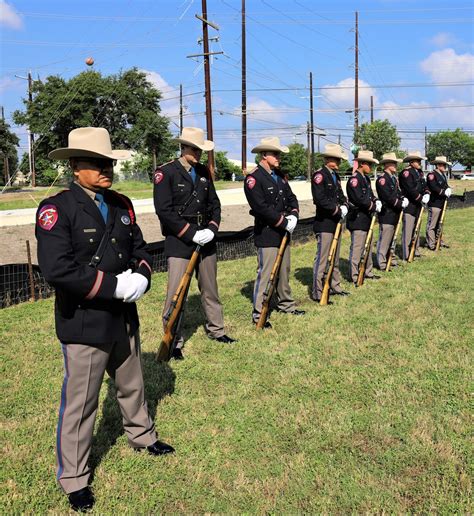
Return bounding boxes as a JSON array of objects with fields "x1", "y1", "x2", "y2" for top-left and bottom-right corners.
[
  {"x1": 0, "y1": 119, "x2": 19, "y2": 185},
  {"x1": 354, "y1": 119, "x2": 401, "y2": 162},
  {"x1": 279, "y1": 143, "x2": 308, "y2": 179},
  {"x1": 426, "y1": 128, "x2": 474, "y2": 168},
  {"x1": 13, "y1": 68, "x2": 175, "y2": 185},
  {"x1": 203, "y1": 150, "x2": 241, "y2": 180}
]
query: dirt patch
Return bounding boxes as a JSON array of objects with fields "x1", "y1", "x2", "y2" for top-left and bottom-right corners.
[{"x1": 1, "y1": 200, "x2": 316, "y2": 265}]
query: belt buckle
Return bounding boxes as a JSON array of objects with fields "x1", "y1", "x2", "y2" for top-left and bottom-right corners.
[{"x1": 197, "y1": 214, "x2": 203, "y2": 225}]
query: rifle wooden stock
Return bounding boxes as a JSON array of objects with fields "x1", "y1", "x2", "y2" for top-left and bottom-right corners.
[
  {"x1": 320, "y1": 222, "x2": 342, "y2": 306},
  {"x1": 156, "y1": 247, "x2": 201, "y2": 361},
  {"x1": 386, "y1": 210, "x2": 403, "y2": 272},
  {"x1": 435, "y1": 199, "x2": 448, "y2": 251},
  {"x1": 408, "y1": 206, "x2": 424, "y2": 263},
  {"x1": 256, "y1": 233, "x2": 289, "y2": 330},
  {"x1": 356, "y1": 214, "x2": 377, "y2": 287}
]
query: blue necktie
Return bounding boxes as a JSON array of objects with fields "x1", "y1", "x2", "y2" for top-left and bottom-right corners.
[
  {"x1": 190, "y1": 167, "x2": 197, "y2": 184},
  {"x1": 332, "y1": 172, "x2": 337, "y2": 185},
  {"x1": 271, "y1": 171, "x2": 279, "y2": 184},
  {"x1": 95, "y1": 192, "x2": 108, "y2": 223}
]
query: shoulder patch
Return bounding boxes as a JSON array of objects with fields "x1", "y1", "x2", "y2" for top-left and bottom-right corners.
[
  {"x1": 154, "y1": 170, "x2": 164, "y2": 184},
  {"x1": 313, "y1": 173, "x2": 323, "y2": 184},
  {"x1": 403, "y1": 170, "x2": 410, "y2": 178},
  {"x1": 37, "y1": 204, "x2": 59, "y2": 231},
  {"x1": 246, "y1": 176, "x2": 256, "y2": 189},
  {"x1": 379, "y1": 177, "x2": 386, "y2": 186},
  {"x1": 428, "y1": 173, "x2": 434, "y2": 180},
  {"x1": 350, "y1": 177, "x2": 358, "y2": 187}
]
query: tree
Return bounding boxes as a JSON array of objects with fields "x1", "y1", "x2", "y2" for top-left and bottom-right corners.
[
  {"x1": 13, "y1": 68, "x2": 175, "y2": 185},
  {"x1": 279, "y1": 143, "x2": 308, "y2": 179},
  {"x1": 203, "y1": 150, "x2": 241, "y2": 180},
  {"x1": 354, "y1": 119, "x2": 401, "y2": 162},
  {"x1": 0, "y1": 119, "x2": 19, "y2": 185},
  {"x1": 426, "y1": 129, "x2": 474, "y2": 168}
]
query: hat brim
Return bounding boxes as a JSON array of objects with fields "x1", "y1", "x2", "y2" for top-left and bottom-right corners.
[
  {"x1": 431, "y1": 159, "x2": 452, "y2": 166},
  {"x1": 48, "y1": 148, "x2": 131, "y2": 160},
  {"x1": 251, "y1": 144, "x2": 289, "y2": 154},
  {"x1": 320, "y1": 151, "x2": 348, "y2": 160},
  {"x1": 357, "y1": 157, "x2": 379, "y2": 165},
  {"x1": 403, "y1": 154, "x2": 427, "y2": 162},
  {"x1": 174, "y1": 137, "x2": 214, "y2": 151},
  {"x1": 380, "y1": 158, "x2": 402, "y2": 164}
]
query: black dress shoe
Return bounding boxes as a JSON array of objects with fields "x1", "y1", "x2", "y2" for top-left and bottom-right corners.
[
  {"x1": 135, "y1": 440, "x2": 175, "y2": 456},
  {"x1": 171, "y1": 348, "x2": 184, "y2": 360},
  {"x1": 330, "y1": 290, "x2": 350, "y2": 296},
  {"x1": 441, "y1": 243, "x2": 450, "y2": 248},
  {"x1": 366, "y1": 275, "x2": 381, "y2": 280},
  {"x1": 253, "y1": 320, "x2": 272, "y2": 329},
  {"x1": 277, "y1": 308, "x2": 305, "y2": 315},
  {"x1": 68, "y1": 487, "x2": 94, "y2": 512},
  {"x1": 311, "y1": 296, "x2": 333, "y2": 305},
  {"x1": 212, "y1": 335, "x2": 237, "y2": 344}
]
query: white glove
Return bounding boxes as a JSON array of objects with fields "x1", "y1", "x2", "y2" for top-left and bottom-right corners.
[
  {"x1": 375, "y1": 200, "x2": 382, "y2": 213},
  {"x1": 113, "y1": 269, "x2": 132, "y2": 299},
  {"x1": 285, "y1": 215, "x2": 297, "y2": 234},
  {"x1": 200, "y1": 228, "x2": 215, "y2": 245},
  {"x1": 123, "y1": 272, "x2": 148, "y2": 303},
  {"x1": 401, "y1": 197, "x2": 409, "y2": 209},
  {"x1": 340, "y1": 205, "x2": 348, "y2": 219},
  {"x1": 422, "y1": 193, "x2": 430, "y2": 206},
  {"x1": 445, "y1": 187, "x2": 452, "y2": 198},
  {"x1": 192, "y1": 229, "x2": 208, "y2": 245}
]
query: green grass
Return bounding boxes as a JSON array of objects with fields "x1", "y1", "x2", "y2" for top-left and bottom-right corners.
[
  {"x1": 1, "y1": 208, "x2": 473, "y2": 513},
  {"x1": 0, "y1": 180, "x2": 240, "y2": 210}
]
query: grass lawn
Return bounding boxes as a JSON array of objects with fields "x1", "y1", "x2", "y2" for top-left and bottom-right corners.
[
  {"x1": 1, "y1": 207, "x2": 473, "y2": 513},
  {"x1": 0, "y1": 180, "x2": 240, "y2": 211}
]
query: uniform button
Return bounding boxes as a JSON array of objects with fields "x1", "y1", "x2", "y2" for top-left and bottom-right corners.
[
  {"x1": 111, "y1": 238, "x2": 117, "y2": 244},
  {"x1": 118, "y1": 253, "x2": 123, "y2": 258},
  {"x1": 89, "y1": 238, "x2": 94, "y2": 243},
  {"x1": 129, "y1": 232, "x2": 132, "y2": 236},
  {"x1": 197, "y1": 200, "x2": 200, "y2": 203}
]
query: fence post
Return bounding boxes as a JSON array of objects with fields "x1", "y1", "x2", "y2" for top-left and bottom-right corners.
[{"x1": 26, "y1": 240, "x2": 36, "y2": 302}]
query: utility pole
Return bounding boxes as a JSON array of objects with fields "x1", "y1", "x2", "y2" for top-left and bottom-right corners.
[
  {"x1": 1, "y1": 106, "x2": 9, "y2": 184},
  {"x1": 354, "y1": 11, "x2": 359, "y2": 137},
  {"x1": 309, "y1": 72, "x2": 315, "y2": 172},
  {"x1": 424, "y1": 126, "x2": 428, "y2": 168},
  {"x1": 15, "y1": 71, "x2": 36, "y2": 186},
  {"x1": 370, "y1": 95, "x2": 374, "y2": 123},
  {"x1": 306, "y1": 121, "x2": 311, "y2": 180},
  {"x1": 241, "y1": 0, "x2": 247, "y2": 175},
  {"x1": 179, "y1": 83, "x2": 184, "y2": 133}
]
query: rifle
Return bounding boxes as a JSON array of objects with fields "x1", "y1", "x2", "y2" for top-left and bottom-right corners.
[
  {"x1": 320, "y1": 222, "x2": 342, "y2": 306},
  {"x1": 435, "y1": 199, "x2": 448, "y2": 251},
  {"x1": 256, "y1": 233, "x2": 289, "y2": 330},
  {"x1": 356, "y1": 214, "x2": 377, "y2": 287},
  {"x1": 156, "y1": 246, "x2": 201, "y2": 361},
  {"x1": 408, "y1": 206, "x2": 424, "y2": 263},
  {"x1": 386, "y1": 210, "x2": 403, "y2": 272}
]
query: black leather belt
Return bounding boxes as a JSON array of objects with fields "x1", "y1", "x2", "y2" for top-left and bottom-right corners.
[{"x1": 181, "y1": 214, "x2": 206, "y2": 225}]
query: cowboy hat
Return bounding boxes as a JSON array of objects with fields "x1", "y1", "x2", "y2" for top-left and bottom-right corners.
[
  {"x1": 319, "y1": 143, "x2": 347, "y2": 160},
  {"x1": 431, "y1": 155, "x2": 452, "y2": 166},
  {"x1": 403, "y1": 150, "x2": 427, "y2": 162},
  {"x1": 356, "y1": 149, "x2": 379, "y2": 165},
  {"x1": 173, "y1": 127, "x2": 214, "y2": 151},
  {"x1": 251, "y1": 136, "x2": 289, "y2": 154},
  {"x1": 49, "y1": 127, "x2": 131, "y2": 160},
  {"x1": 379, "y1": 152, "x2": 402, "y2": 164}
]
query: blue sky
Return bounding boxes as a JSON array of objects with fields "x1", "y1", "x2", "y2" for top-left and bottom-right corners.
[{"x1": 1, "y1": 0, "x2": 473, "y2": 162}]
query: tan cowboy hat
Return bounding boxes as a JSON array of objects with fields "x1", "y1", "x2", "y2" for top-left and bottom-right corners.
[
  {"x1": 251, "y1": 136, "x2": 289, "y2": 154},
  {"x1": 403, "y1": 150, "x2": 427, "y2": 162},
  {"x1": 49, "y1": 127, "x2": 131, "y2": 160},
  {"x1": 174, "y1": 127, "x2": 214, "y2": 151},
  {"x1": 379, "y1": 152, "x2": 402, "y2": 164},
  {"x1": 319, "y1": 143, "x2": 347, "y2": 160},
  {"x1": 356, "y1": 149, "x2": 379, "y2": 165},
  {"x1": 431, "y1": 155, "x2": 452, "y2": 166}
]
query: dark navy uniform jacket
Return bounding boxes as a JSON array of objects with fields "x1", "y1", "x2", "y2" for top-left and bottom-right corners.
[
  {"x1": 346, "y1": 171, "x2": 376, "y2": 231},
  {"x1": 153, "y1": 158, "x2": 221, "y2": 259},
  {"x1": 35, "y1": 182, "x2": 152, "y2": 346},
  {"x1": 375, "y1": 171, "x2": 404, "y2": 225},
  {"x1": 311, "y1": 166, "x2": 347, "y2": 233},
  {"x1": 244, "y1": 164, "x2": 299, "y2": 248},
  {"x1": 427, "y1": 169, "x2": 449, "y2": 208},
  {"x1": 398, "y1": 166, "x2": 425, "y2": 216}
]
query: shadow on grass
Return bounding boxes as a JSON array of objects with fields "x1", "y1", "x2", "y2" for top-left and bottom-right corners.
[{"x1": 88, "y1": 350, "x2": 176, "y2": 478}]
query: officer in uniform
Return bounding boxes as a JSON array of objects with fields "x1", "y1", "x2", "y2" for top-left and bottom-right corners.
[
  {"x1": 346, "y1": 150, "x2": 381, "y2": 284},
  {"x1": 426, "y1": 156, "x2": 452, "y2": 250},
  {"x1": 36, "y1": 128, "x2": 174, "y2": 512},
  {"x1": 398, "y1": 151, "x2": 430, "y2": 260},
  {"x1": 311, "y1": 143, "x2": 350, "y2": 302},
  {"x1": 375, "y1": 152, "x2": 409, "y2": 270},
  {"x1": 153, "y1": 127, "x2": 236, "y2": 359},
  {"x1": 244, "y1": 137, "x2": 305, "y2": 327}
]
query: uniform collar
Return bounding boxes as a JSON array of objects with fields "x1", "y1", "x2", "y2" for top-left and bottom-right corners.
[
  {"x1": 74, "y1": 180, "x2": 104, "y2": 201},
  {"x1": 179, "y1": 156, "x2": 193, "y2": 172}
]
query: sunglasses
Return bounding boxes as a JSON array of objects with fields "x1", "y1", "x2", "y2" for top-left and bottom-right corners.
[{"x1": 76, "y1": 158, "x2": 117, "y2": 169}]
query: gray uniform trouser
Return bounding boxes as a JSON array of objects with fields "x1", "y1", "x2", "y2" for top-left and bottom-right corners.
[
  {"x1": 376, "y1": 223, "x2": 397, "y2": 270},
  {"x1": 426, "y1": 206, "x2": 442, "y2": 249},
  {"x1": 163, "y1": 254, "x2": 225, "y2": 348},
  {"x1": 401, "y1": 212, "x2": 416, "y2": 260},
  {"x1": 253, "y1": 245, "x2": 296, "y2": 322},
  {"x1": 56, "y1": 331, "x2": 156, "y2": 494},
  {"x1": 349, "y1": 229, "x2": 374, "y2": 283},
  {"x1": 312, "y1": 231, "x2": 343, "y2": 300}
]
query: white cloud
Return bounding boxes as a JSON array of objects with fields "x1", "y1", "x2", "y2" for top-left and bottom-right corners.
[
  {"x1": 0, "y1": 76, "x2": 22, "y2": 93},
  {"x1": 429, "y1": 32, "x2": 456, "y2": 47},
  {"x1": 321, "y1": 77, "x2": 377, "y2": 110},
  {"x1": 0, "y1": 1, "x2": 23, "y2": 29},
  {"x1": 420, "y1": 48, "x2": 474, "y2": 83},
  {"x1": 241, "y1": 97, "x2": 288, "y2": 123}
]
